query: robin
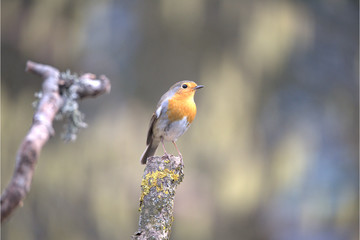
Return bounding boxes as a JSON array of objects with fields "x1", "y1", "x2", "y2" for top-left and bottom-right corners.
[{"x1": 140, "y1": 81, "x2": 204, "y2": 164}]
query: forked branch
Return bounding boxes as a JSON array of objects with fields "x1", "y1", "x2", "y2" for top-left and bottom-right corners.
[{"x1": 1, "y1": 61, "x2": 111, "y2": 222}]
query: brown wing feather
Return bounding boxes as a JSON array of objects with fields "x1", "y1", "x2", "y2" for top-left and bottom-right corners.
[{"x1": 146, "y1": 113, "x2": 157, "y2": 145}]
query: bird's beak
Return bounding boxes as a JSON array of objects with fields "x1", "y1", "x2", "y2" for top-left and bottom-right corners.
[{"x1": 194, "y1": 85, "x2": 204, "y2": 90}]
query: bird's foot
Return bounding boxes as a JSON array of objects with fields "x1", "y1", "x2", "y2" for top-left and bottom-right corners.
[{"x1": 164, "y1": 152, "x2": 171, "y2": 160}]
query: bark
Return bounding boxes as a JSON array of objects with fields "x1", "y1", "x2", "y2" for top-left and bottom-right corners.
[
  {"x1": 133, "y1": 155, "x2": 184, "y2": 240},
  {"x1": 1, "y1": 61, "x2": 111, "y2": 223}
]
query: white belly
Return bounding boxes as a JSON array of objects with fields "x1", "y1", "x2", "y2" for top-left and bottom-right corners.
[{"x1": 155, "y1": 116, "x2": 189, "y2": 142}]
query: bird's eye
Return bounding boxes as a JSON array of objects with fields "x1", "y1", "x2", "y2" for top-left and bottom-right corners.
[{"x1": 182, "y1": 84, "x2": 188, "y2": 89}]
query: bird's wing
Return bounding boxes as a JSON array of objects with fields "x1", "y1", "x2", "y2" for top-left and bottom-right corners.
[
  {"x1": 146, "y1": 112, "x2": 157, "y2": 145},
  {"x1": 146, "y1": 87, "x2": 175, "y2": 145}
]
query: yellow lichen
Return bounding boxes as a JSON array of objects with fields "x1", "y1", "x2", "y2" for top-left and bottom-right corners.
[{"x1": 139, "y1": 168, "x2": 180, "y2": 205}]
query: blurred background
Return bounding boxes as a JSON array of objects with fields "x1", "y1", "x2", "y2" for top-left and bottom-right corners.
[{"x1": 1, "y1": 0, "x2": 358, "y2": 239}]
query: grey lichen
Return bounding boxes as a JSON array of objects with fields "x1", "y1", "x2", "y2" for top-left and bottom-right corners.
[{"x1": 33, "y1": 70, "x2": 88, "y2": 141}]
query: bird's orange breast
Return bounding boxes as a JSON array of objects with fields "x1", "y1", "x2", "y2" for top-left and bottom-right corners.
[{"x1": 167, "y1": 91, "x2": 197, "y2": 124}]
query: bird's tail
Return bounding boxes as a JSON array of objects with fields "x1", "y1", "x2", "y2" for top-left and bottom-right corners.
[{"x1": 140, "y1": 141, "x2": 159, "y2": 164}]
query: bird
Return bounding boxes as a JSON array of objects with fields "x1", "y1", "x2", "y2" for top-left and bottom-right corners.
[{"x1": 140, "y1": 81, "x2": 204, "y2": 164}]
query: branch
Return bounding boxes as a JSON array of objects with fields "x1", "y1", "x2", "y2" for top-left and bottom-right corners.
[
  {"x1": 133, "y1": 155, "x2": 184, "y2": 240},
  {"x1": 1, "y1": 61, "x2": 111, "y2": 223}
]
